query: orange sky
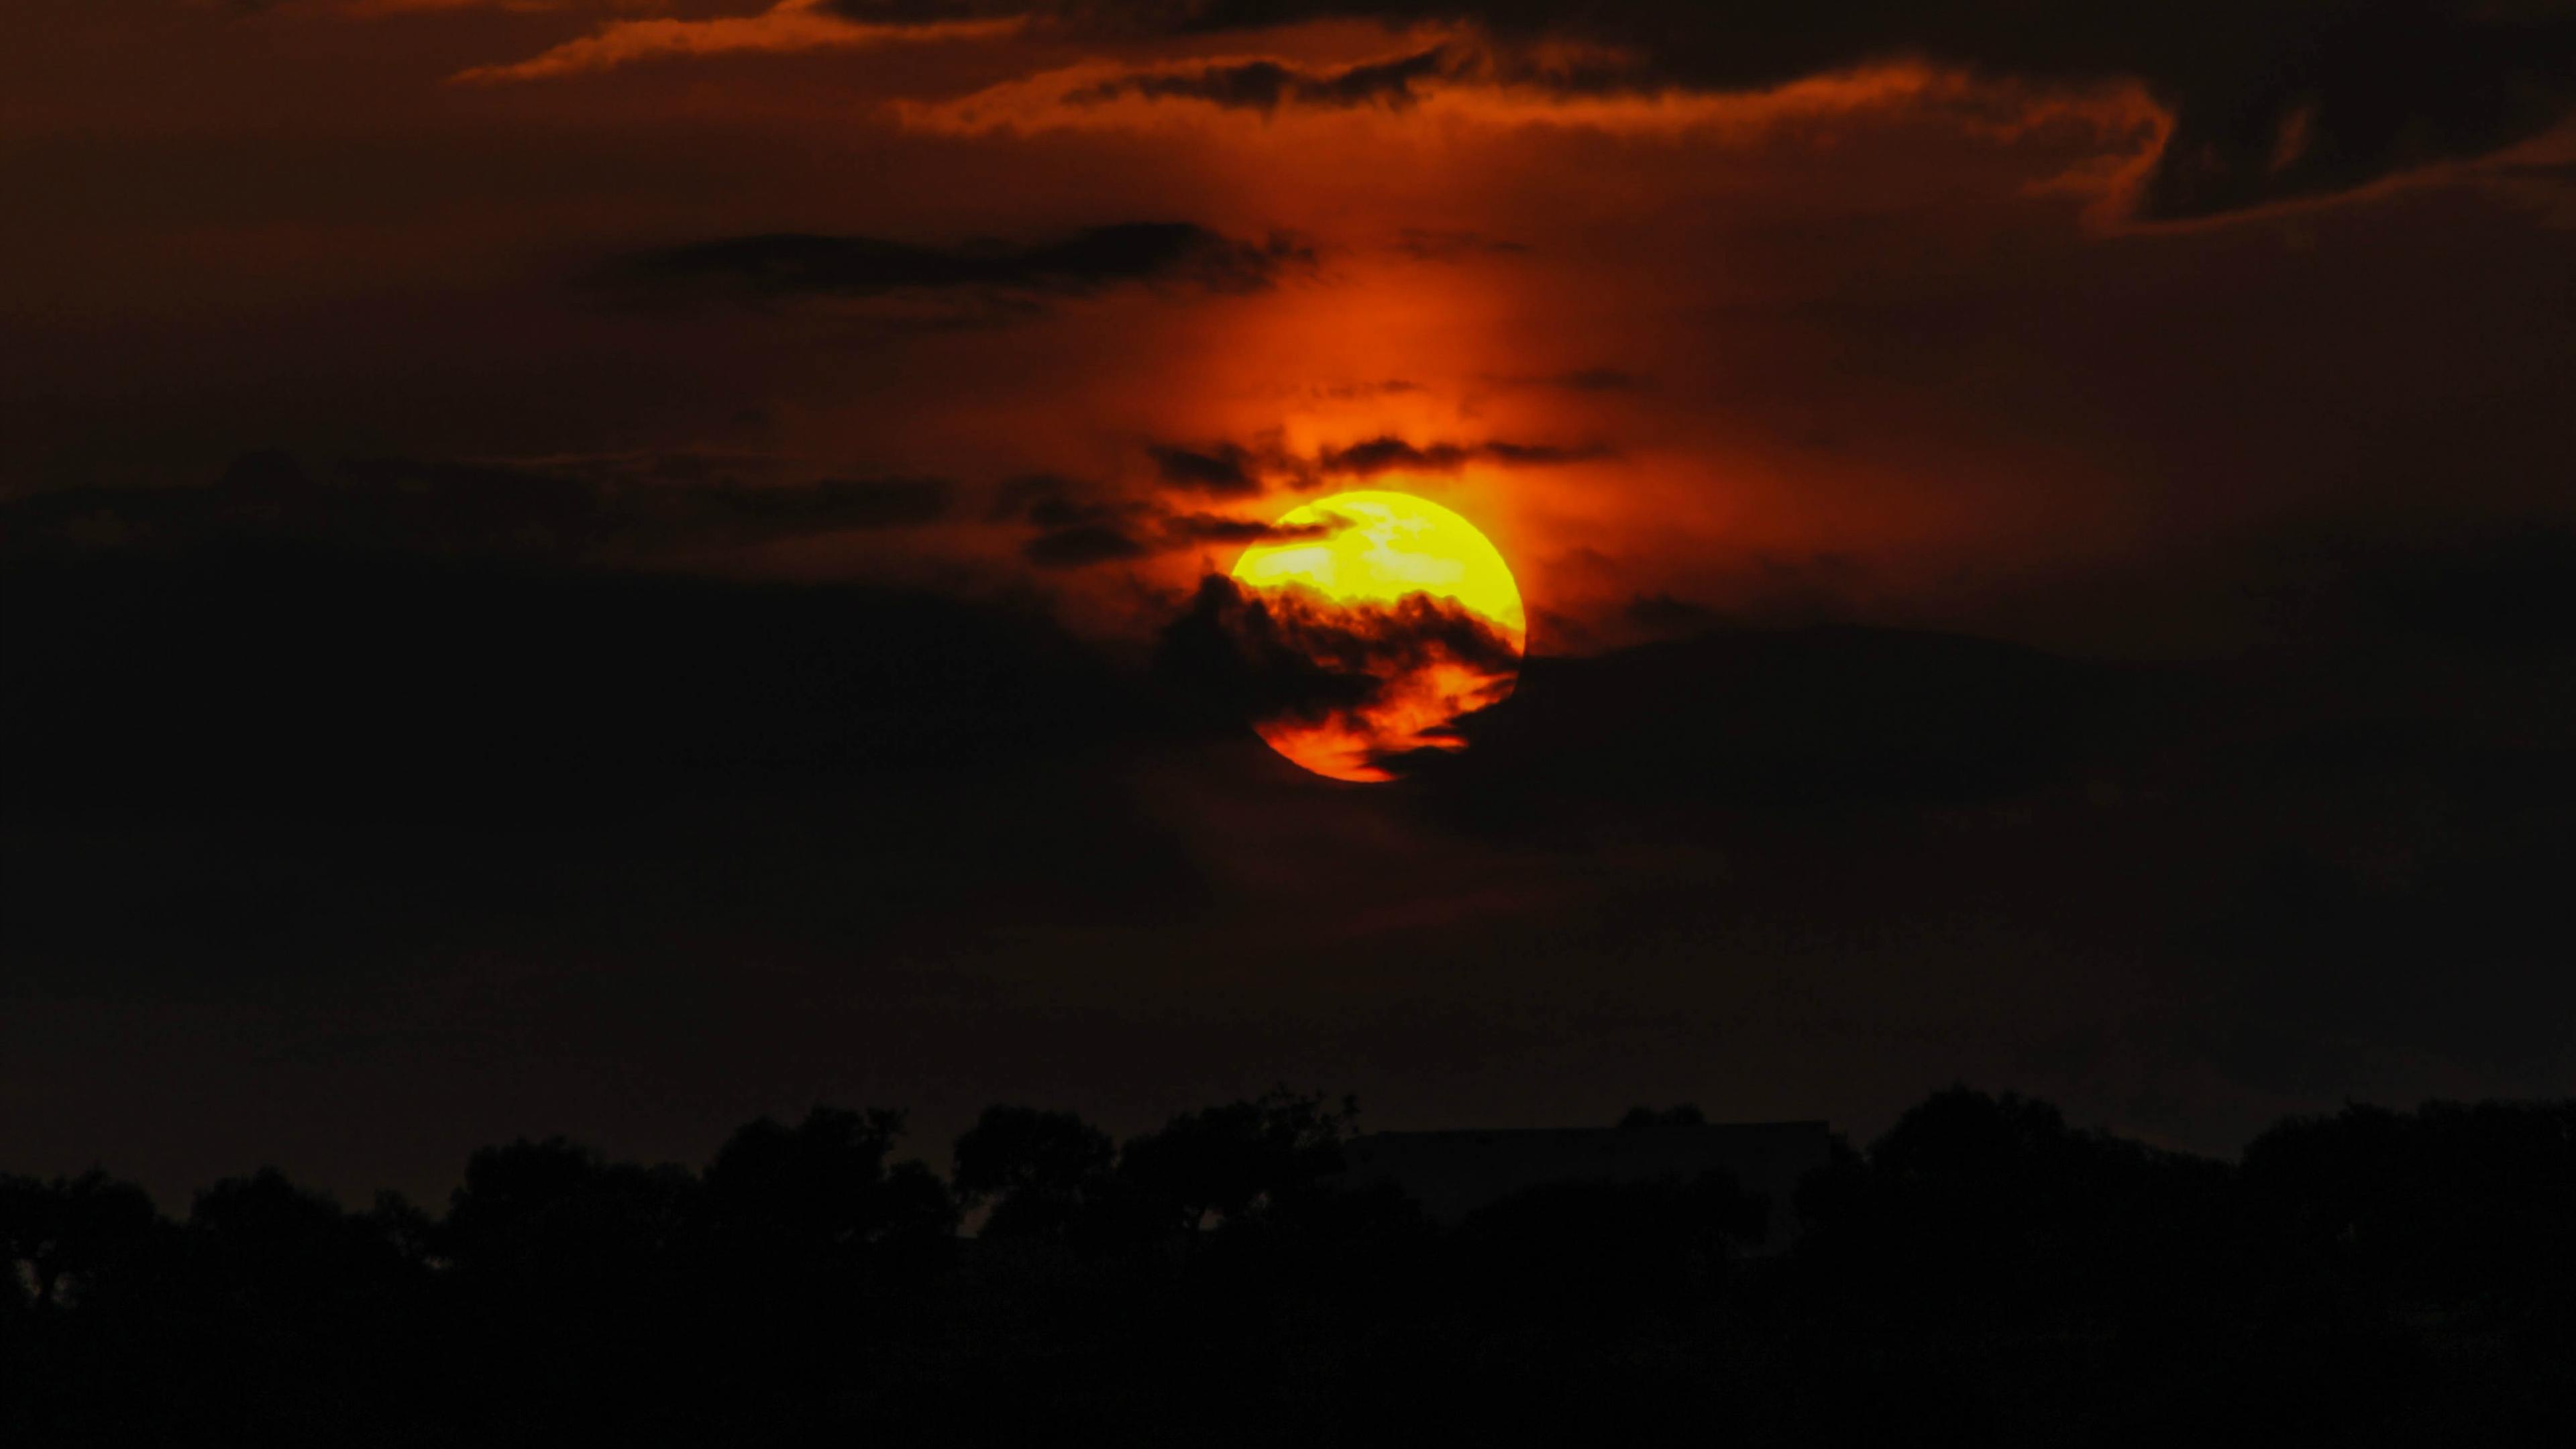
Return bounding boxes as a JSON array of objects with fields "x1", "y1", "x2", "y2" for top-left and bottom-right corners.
[
  {"x1": 10, "y1": 0, "x2": 2576, "y2": 1195},
  {"x1": 7, "y1": 0, "x2": 2575, "y2": 659}
]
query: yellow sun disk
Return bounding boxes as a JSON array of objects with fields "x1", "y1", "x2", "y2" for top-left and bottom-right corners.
[
  {"x1": 1228, "y1": 490, "x2": 1525, "y2": 783},
  {"x1": 1230, "y1": 491, "x2": 1526, "y2": 645}
]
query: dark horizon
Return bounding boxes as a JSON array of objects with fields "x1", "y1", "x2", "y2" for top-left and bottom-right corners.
[{"x1": 10, "y1": 1083, "x2": 2574, "y2": 1443}]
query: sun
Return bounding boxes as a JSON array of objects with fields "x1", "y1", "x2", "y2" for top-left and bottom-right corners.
[{"x1": 1228, "y1": 490, "x2": 1526, "y2": 782}]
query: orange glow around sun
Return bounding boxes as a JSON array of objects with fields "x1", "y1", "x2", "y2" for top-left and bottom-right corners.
[{"x1": 1230, "y1": 491, "x2": 1526, "y2": 783}]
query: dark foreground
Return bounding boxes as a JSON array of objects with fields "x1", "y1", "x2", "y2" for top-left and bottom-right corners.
[{"x1": 7, "y1": 1088, "x2": 2573, "y2": 1446}]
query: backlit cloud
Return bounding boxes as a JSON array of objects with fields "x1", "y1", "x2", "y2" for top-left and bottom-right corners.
[
  {"x1": 1317, "y1": 436, "x2": 1605, "y2": 476},
  {"x1": 1063, "y1": 45, "x2": 1458, "y2": 113},
  {"x1": 1156, "y1": 572, "x2": 1523, "y2": 780},
  {"x1": 448, "y1": 0, "x2": 1020, "y2": 85},
  {"x1": 451, "y1": 0, "x2": 2576, "y2": 224}
]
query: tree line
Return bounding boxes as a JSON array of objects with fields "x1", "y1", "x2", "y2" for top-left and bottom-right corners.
[{"x1": 5, "y1": 1087, "x2": 2572, "y2": 1446}]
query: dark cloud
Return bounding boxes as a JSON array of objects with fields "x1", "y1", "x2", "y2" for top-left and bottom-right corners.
[
  {"x1": 14, "y1": 508, "x2": 2576, "y2": 1192},
  {"x1": 1159, "y1": 512, "x2": 1340, "y2": 545},
  {"x1": 1067, "y1": 46, "x2": 1456, "y2": 112},
  {"x1": 0, "y1": 547, "x2": 1159, "y2": 828},
  {"x1": 1309, "y1": 379, "x2": 1426, "y2": 399},
  {"x1": 0, "y1": 541, "x2": 1214, "y2": 1174},
  {"x1": 989, "y1": 470, "x2": 1134, "y2": 520},
  {"x1": 985, "y1": 474, "x2": 1063, "y2": 521},
  {"x1": 1025, "y1": 522, "x2": 1153, "y2": 568},
  {"x1": 824, "y1": 0, "x2": 1067, "y2": 19},
  {"x1": 1148, "y1": 443, "x2": 1263, "y2": 496},
  {"x1": 1132, "y1": 433, "x2": 1601, "y2": 491},
  {"x1": 717, "y1": 474, "x2": 952, "y2": 531},
  {"x1": 1024, "y1": 494, "x2": 1128, "y2": 529},
  {"x1": 997, "y1": 474, "x2": 1341, "y2": 566},
  {"x1": 988, "y1": 472, "x2": 1132, "y2": 528},
  {"x1": 0, "y1": 453, "x2": 954, "y2": 566},
  {"x1": 1155, "y1": 572, "x2": 1519, "y2": 766},
  {"x1": 1415, "y1": 623, "x2": 2112, "y2": 818},
  {"x1": 604, "y1": 223, "x2": 1314, "y2": 305},
  {"x1": 1323, "y1": 438, "x2": 1465, "y2": 474},
  {"x1": 950, "y1": 1, "x2": 2576, "y2": 221},
  {"x1": 1366, "y1": 590, "x2": 2576, "y2": 1100},
  {"x1": 826, "y1": 0, "x2": 1028, "y2": 17},
  {"x1": 1623, "y1": 591, "x2": 1723, "y2": 638},
  {"x1": 1317, "y1": 435, "x2": 1604, "y2": 476}
]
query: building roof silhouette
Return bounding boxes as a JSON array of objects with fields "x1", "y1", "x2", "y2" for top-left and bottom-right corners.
[{"x1": 1339, "y1": 1120, "x2": 1833, "y2": 1247}]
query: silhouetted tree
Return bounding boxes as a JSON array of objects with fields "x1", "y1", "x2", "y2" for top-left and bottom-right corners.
[
  {"x1": 7, "y1": 1087, "x2": 2575, "y2": 1447},
  {"x1": 364, "y1": 1189, "x2": 435, "y2": 1270},
  {"x1": 1792, "y1": 1085, "x2": 2232, "y2": 1340},
  {"x1": 174, "y1": 1170, "x2": 435, "y2": 1441},
  {"x1": 951, "y1": 1104, "x2": 1118, "y2": 1241},
  {"x1": 0, "y1": 1171, "x2": 182, "y2": 1445},
  {"x1": 440, "y1": 1136, "x2": 694, "y2": 1285},
  {"x1": 1118, "y1": 1088, "x2": 1357, "y2": 1234},
  {"x1": 701, "y1": 1106, "x2": 955, "y2": 1269},
  {"x1": 2243, "y1": 1099, "x2": 2576, "y2": 1336},
  {"x1": 189, "y1": 1168, "x2": 423, "y2": 1326},
  {"x1": 0, "y1": 1169, "x2": 162, "y2": 1311},
  {"x1": 680, "y1": 1107, "x2": 955, "y2": 1433},
  {"x1": 433, "y1": 1135, "x2": 702, "y2": 1437}
]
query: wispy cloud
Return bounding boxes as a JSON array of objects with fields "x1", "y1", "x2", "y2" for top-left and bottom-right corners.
[
  {"x1": 449, "y1": 0, "x2": 1020, "y2": 85},
  {"x1": 597, "y1": 223, "x2": 1312, "y2": 309},
  {"x1": 1063, "y1": 46, "x2": 1458, "y2": 114}
]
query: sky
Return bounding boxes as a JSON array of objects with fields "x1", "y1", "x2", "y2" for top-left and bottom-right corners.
[{"x1": 5, "y1": 0, "x2": 2575, "y2": 1205}]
